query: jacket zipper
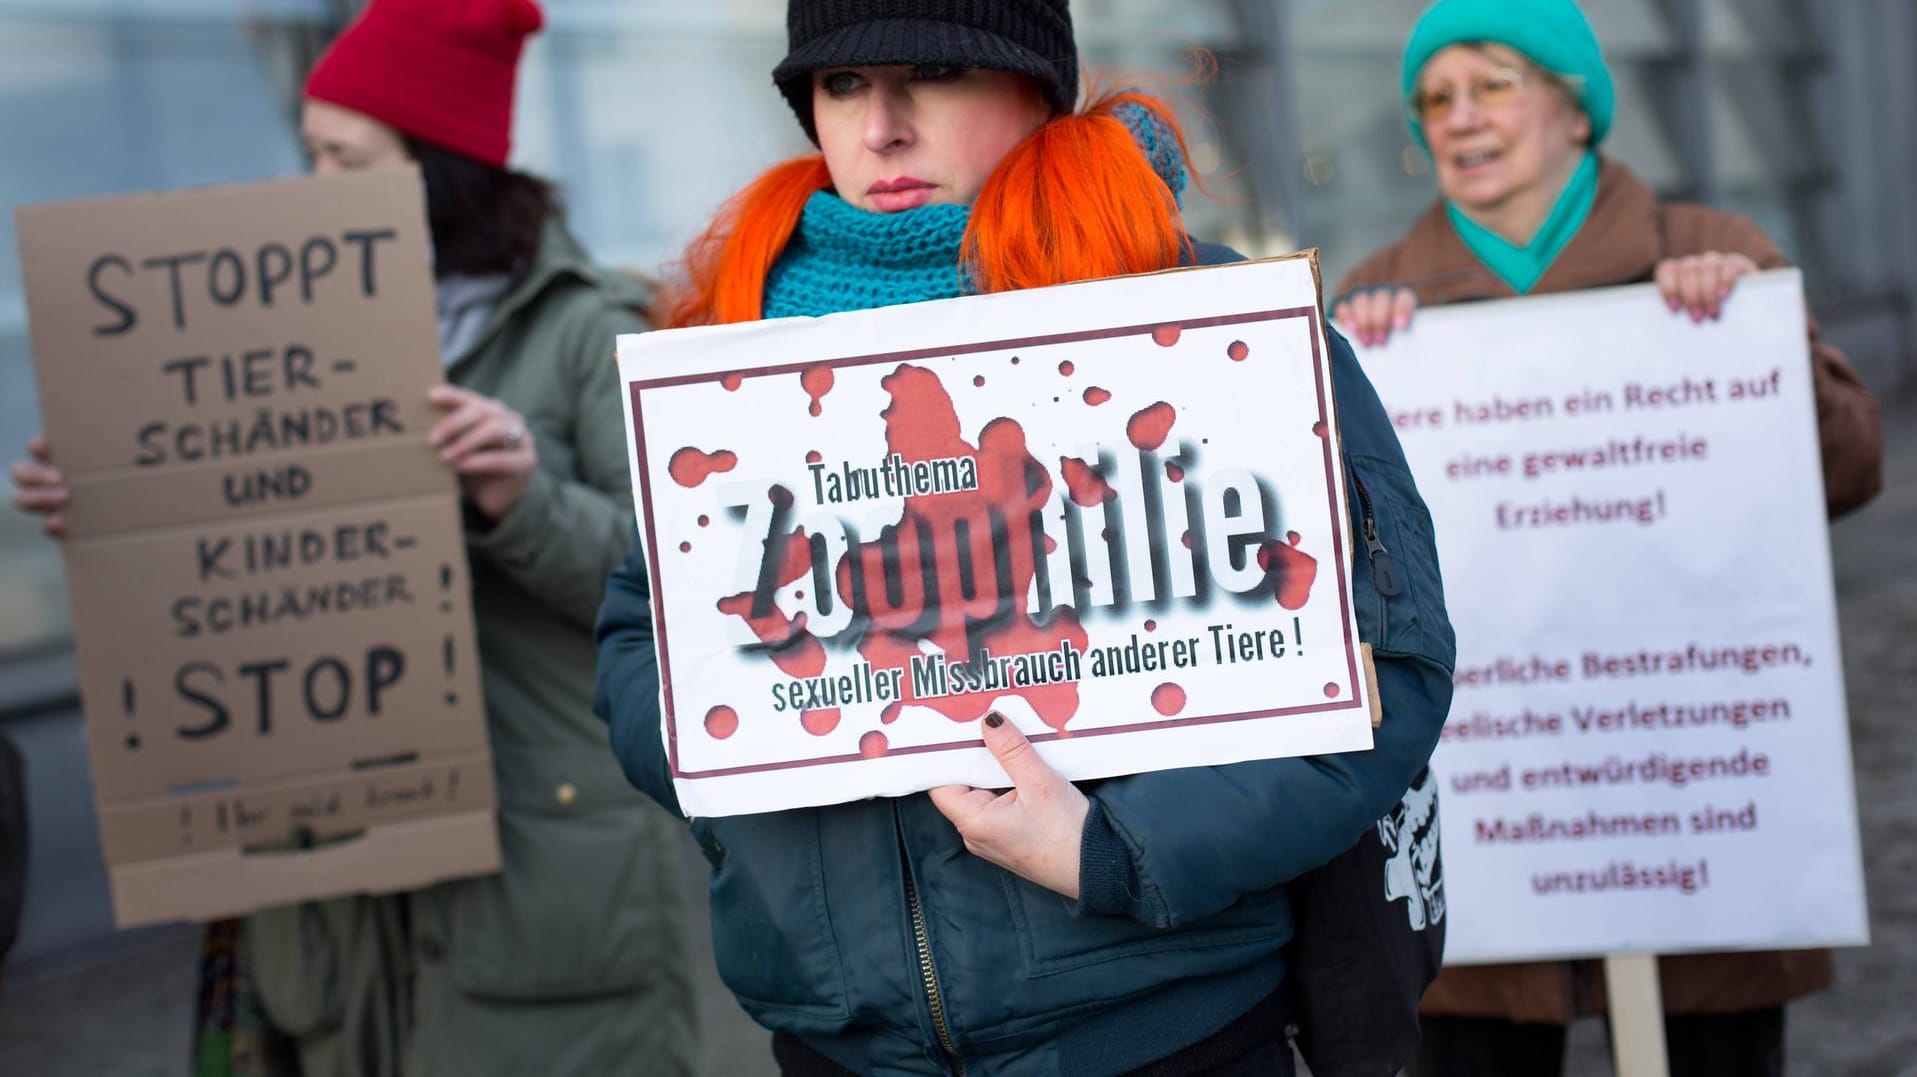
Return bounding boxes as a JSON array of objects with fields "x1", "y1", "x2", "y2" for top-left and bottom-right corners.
[
  {"x1": 895, "y1": 807, "x2": 964, "y2": 1074},
  {"x1": 1350, "y1": 471, "x2": 1403, "y2": 597}
]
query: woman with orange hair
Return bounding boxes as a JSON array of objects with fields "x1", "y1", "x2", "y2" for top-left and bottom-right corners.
[{"x1": 595, "y1": 2, "x2": 1458, "y2": 1074}]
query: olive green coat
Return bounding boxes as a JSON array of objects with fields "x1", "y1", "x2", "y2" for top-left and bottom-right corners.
[{"x1": 246, "y1": 220, "x2": 694, "y2": 1076}]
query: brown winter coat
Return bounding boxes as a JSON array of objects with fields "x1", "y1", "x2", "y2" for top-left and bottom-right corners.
[{"x1": 1336, "y1": 158, "x2": 1883, "y2": 1024}]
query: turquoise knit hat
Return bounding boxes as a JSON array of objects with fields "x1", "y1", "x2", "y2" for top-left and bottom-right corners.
[{"x1": 1401, "y1": 0, "x2": 1614, "y2": 148}]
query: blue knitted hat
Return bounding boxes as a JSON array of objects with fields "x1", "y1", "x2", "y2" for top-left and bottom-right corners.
[
  {"x1": 1401, "y1": 0, "x2": 1614, "y2": 148},
  {"x1": 1112, "y1": 99, "x2": 1187, "y2": 207}
]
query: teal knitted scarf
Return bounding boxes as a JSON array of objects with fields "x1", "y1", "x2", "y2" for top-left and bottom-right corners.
[
  {"x1": 1445, "y1": 150, "x2": 1599, "y2": 294},
  {"x1": 763, "y1": 193, "x2": 972, "y2": 319},
  {"x1": 761, "y1": 101, "x2": 1193, "y2": 320}
]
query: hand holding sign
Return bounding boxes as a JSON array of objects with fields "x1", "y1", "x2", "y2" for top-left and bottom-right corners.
[
  {"x1": 929, "y1": 713, "x2": 1090, "y2": 900},
  {"x1": 1333, "y1": 286, "x2": 1418, "y2": 348},
  {"x1": 1653, "y1": 251, "x2": 1760, "y2": 322},
  {"x1": 427, "y1": 384, "x2": 536, "y2": 521},
  {"x1": 9, "y1": 435, "x2": 69, "y2": 538}
]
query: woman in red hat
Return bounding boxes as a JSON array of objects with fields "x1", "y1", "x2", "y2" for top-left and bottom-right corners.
[{"x1": 13, "y1": 1, "x2": 694, "y2": 1074}]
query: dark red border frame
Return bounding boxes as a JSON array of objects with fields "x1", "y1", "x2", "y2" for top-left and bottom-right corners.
[{"x1": 628, "y1": 306, "x2": 1362, "y2": 781}]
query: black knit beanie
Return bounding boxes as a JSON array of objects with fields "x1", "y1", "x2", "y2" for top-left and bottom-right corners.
[{"x1": 773, "y1": 0, "x2": 1078, "y2": 142}]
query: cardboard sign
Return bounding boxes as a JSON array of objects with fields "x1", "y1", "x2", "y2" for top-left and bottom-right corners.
[
  {"x1": 617, "y1": 255, "x2": 1374, "y2": 817},
  {"x1": 16, "y1": 168, "x2": 497, "y2": 927},
  {"x1": 1357, "y1": 271, "x2": 1868, "y2": 963}
]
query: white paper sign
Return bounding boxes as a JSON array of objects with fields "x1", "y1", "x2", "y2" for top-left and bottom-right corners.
[
  {"x1": 617, "y1": 256, "x2": 1375, "y2": 817},
  {"x1": 1358, "y1": 271, "x2": 1868, "y2": 963}
]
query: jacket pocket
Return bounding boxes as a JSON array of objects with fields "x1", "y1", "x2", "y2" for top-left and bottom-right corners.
[
  {"x1": 247, "y1": 901, "x2": 345, "y2": 1037},
  {"x1": 1346, "y1": 452, "x2": 1455, "y2": 669},
  {"x1": 695, "y1": 811, "x2": 851, "y2": 1020},
  {"x1": 1002, "y1": 872, "x2": 1290, "y2": 977},
  {"x1": 442, "y1": 800, "x2": 686, "y2": 1003}
]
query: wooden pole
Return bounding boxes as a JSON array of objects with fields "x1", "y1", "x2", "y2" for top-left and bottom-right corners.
[{"x1": 1604, "y1": 954, "x2": 1669, "y2": 1077}]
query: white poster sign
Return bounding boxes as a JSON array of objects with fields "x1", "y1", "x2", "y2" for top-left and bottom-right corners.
[
  {"x1": 618, "y1": 257, "x2": 1375, "y2": 817},
  {"x1": 1358, "y1": 271, "x2": 1868, "y2": 963}
]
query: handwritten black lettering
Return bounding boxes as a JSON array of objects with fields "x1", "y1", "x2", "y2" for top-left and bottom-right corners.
[{"x1": 87, "y1": 254, "x2": 137, "y2": 336}]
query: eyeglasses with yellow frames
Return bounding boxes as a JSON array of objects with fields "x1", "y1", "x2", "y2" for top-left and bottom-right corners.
[{"x1": 1408, "y1": 66, "x2": 1527, "y2": 125}]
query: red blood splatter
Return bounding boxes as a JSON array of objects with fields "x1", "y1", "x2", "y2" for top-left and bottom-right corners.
[
  {"x1": 705, "y1": 706, "x2": 739, "y2": 739},
  {"x1": 1010, "y1": 356, "x2": 1021, "y2": 365},
  {"x1": 806, "y1": 450, "x2": 822, "y2": 464},
  {"x1": 1287, "y1": 530, "x2": 1302, "y2": 546},
  {"x1": 1151, "y1": 682, "x2": 1187, "y2": 716},
  {"x1": 795, "y1": 591, "x2": 805, "y2": 601},
  {"x1": 721, "y1": 372, "x2": 744, "y2": 392},
  {"x1": 1083, "y1": 386, "x2": 1112, "y2": 406},
  {"x1": 1257, "y1": 534, "x2": 1319, "y2": 611},
  {"x1": 771, "y1": 529, "x2": 812, "y2": 582},
  {"x1": 715, "y1": 596, "x2": 826, "y2": 678},
  {"x1": 802, "y1": 709, "x2": 841, "y2": 736},
  {"x1": 1324, "y1": 682, "x2": 1342, "y2": 699},
  {"x1": 802, "y1": 366, "x2": 834, "y2": 417},
  {"x1": 1144, "y1": 620, "x2": 1157, "y2": 632},
  {"x1": 1312, "y1": 420, "x2": 1328, "y2": 438},
  {"x1": 1165, "y1": 461, "x2": 1186, "y2": 483},
  {"x1": 859, "y1": 730, "x2": 889, "y2": 758},
  {"x1": 973, "y1": 375, "x2": 986, "y2": 387},
  {"x1": 1058, "y1": 360, "x2": 1075, "y2": 376},
  {"x1": 1152, "y1": 324, "x2": 1182, "y2": 347},
  {"x1": 881, "y1": 701, "x2": 903, "y2": 725},
  {"x1": 1126, "y1": 401, "x2": 1176, "y2": 451},
  {"x1": 697, "y1": 515, "x2": 710, "y2": 528},
  {"x1": 1059, "y1": 456, "x2": 1114, "y2": 506},
  {"x1": 769, "y1": 485, "x2": 795, "y2": 508},
  {"x1": 832, "y1": 364, "x2": 1090, "y2": 731},
  {"x1": 668, "y1": 447, "x2": 736, "y2": 488},
  {"x1": 679, "y1": 541, "x2": 691, "y2": 553},
  {"x1": 1227, "y1": 340, "x2": 1250, "y2": 361},
  {"x1": 1181, "y1": 530, "x2": 1193, "y2": 549},
  {"x1": 715, "y1": 529, "x2": 823, "y2": 677},
  {"x1": 1043, "y1": 534, "x2": 1058, "y2": 554}
]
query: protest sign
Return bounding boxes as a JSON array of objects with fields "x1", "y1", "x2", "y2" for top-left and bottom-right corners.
[
  {"x1": 618, "y1": 255, "x2": 1375, "y2": 818},
  {"x1": 15, "y1": 168, "x2": 496, "y2": 927},
  {"x1": 1358, "y1": 271, "x2": 1868, "y2": 963}
]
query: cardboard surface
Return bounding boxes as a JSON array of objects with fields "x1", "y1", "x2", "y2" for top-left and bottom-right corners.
[
  {"x1": 16, "y1": 168, "x2": 497, "y2": 927},
  {"x1": 617, "y1": 254, "x2": 1376, "y2": 817}
]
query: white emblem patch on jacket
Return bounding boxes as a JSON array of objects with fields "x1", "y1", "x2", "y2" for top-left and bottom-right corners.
[{"x1": 1379, "y1": 770, "x2": 1444, "y2": 931}]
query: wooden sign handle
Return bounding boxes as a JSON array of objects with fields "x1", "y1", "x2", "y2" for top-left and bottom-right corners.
[{"x1": 1604, "y1": 953, "x2": 1670, "y2": 1077}]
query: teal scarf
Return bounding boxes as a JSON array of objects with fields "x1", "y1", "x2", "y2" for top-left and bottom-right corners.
[
  {"x1": 760, "y1": 101, "x2": 1192, "y2": 320},
  {"x1": 1446, "y1": 151, "x2": 1598, "y2": 294},
  {"x1": 762, "y1": 193, "x2": 972, "y2": 319}
]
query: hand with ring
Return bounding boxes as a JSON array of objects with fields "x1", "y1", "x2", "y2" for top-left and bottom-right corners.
[{"x1": 428, "y1": 384, "x2": 538, "y2": 522}]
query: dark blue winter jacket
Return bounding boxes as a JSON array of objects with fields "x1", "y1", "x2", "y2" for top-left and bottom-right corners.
[{"x1": 593, "y1": 247, "x2": 1455, "y2": 1076}]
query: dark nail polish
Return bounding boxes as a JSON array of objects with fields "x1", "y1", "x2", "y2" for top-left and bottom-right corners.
[{"x1": 984, "y1": 712, "x2": 1004, "y2": 729}]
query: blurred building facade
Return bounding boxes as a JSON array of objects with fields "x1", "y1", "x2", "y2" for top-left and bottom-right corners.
[{"x1": 0, "y1": 0, "x2": 1913, "y2": 980}]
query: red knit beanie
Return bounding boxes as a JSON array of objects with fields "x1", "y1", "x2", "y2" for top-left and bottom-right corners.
[{"x1": 304, "y1": 0, "x2": 543, "y2": 168}]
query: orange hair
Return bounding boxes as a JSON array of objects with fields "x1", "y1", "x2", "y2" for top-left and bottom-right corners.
[
  {"x1": 660, "y1": 89, "x2": 1195, "y2": 329},
  {"x1": 659, "y1": 155, "x2": 833, "y2": 329}
]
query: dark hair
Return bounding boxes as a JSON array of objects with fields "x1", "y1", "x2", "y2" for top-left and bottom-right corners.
[{"x1": 405, "y1": 136, "x2": 558, "y2": 278}]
